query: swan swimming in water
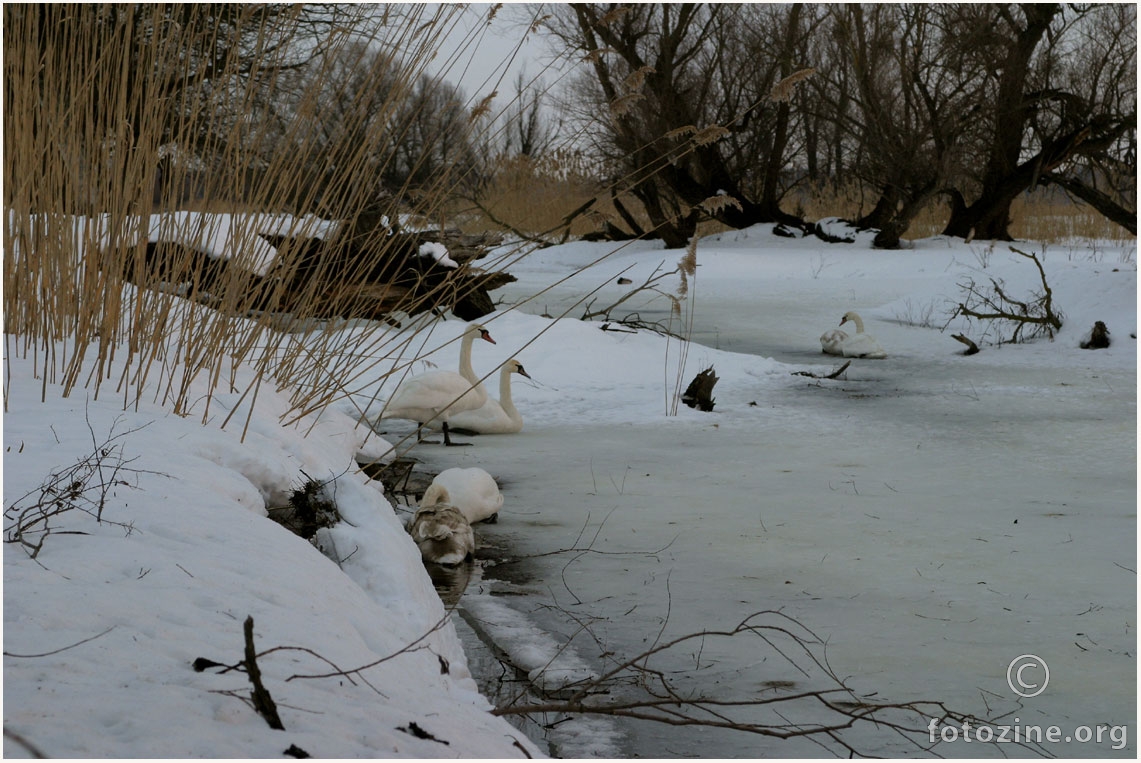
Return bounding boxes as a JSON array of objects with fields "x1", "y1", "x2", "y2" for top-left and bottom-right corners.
[
  {"x1": 425, "y1": 468, "x2": 503, "y2": 524},
  {"x1": 443, "y1": 359, "x2": 531, "y2": 435},
  {"x1": 379, "y1": 323, "x2": 494, "y2": 446},
  {"x1": 407, "y1": 485, "x2": 475, "y2": 565},
  {"x1": 833, "y1": 311, "x2": 887, "y2": 358}
]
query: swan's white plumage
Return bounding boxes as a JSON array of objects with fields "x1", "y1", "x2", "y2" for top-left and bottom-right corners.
[
  {"x1": 444, "y1": 359, "x2": 530, "y2": 434},
  {"x1": 407, "y1": 485, "x2": 475, "y2": 565},
  {"x1": 379, "y1": 323, "x2": 494, "y2": 444},
  {"x1": 428, "y1": 467, "x2": 503, "y2": 524},
  {"x1": 836, "y1": 311, "x2": 887, "y2": 358},
  {"x1": 820, "y1": 328, "x2": 849, "y2": 356}
]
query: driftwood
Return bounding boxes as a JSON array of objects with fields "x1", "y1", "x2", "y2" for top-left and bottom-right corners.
[
  {"x1": 114, "y1": 221, "x2": 511, "y2": 322},
  {"x1": 792, "y1": 361, "x2": 851, "y2": 379},
  {"x1": 681, "y1": 366, "x2": 718, "y2": 411},
  {"x1": 951, "y1": 247, "x2": 1063, "y2": 343},
  {"x1": 258, "y1": 226, "x2": 510, "y2": 321},
  {"x1": 951, "y1": 334, "x2": 980, "y2": 355}
]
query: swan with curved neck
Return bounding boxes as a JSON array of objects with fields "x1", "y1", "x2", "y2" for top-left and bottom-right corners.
[
  {"x1": 407, "y1": 485, "x2": 474, "y2": 565},
  {"x1": 380, "y1": 323, "x2": 495, "y2": 445},
  {"x1": 444, "y1": 359, "x2": 531, "y2": 435},
  {"x1": 836, "y1": 311, "x2": 887, "y2": 359}
]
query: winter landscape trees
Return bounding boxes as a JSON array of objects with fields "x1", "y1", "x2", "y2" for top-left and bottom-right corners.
[
  {"x1": 6, "y1": 4, "x2": 1132, "y2": 251},
  {"x1": 537, "y1": 3, "x2": 1135, "y2": 246},
  {"x1": 3, "y1": 4, "x2": 1135, "y2": 758}
]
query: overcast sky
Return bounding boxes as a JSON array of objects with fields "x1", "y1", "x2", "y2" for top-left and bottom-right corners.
[{"x1": 427, "y1": 4, "x2": 569, "y2": 101}]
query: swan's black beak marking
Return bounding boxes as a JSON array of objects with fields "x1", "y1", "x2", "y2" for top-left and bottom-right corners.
[
  {"x1": 480, "y1": 329, "x2": 496, "y2": 344},
  {"x1": 515, "y1": 364, "x2": 531, "y2": 380}
]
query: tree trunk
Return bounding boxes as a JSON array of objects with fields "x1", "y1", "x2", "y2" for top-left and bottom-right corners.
[
  {"x1": 871, "y1": 182, "x2": 938, "y2": 249},
  {"x1": 856, "y1": 185, "x2": 901, "y2": 230},
  {"x1": 1041, "y1": 173, "x2": 1137, "y2": 236},
  {"x1": 760, "y1": 4, "x2": 803, "y2": 212},
  {"x1": 942, "y1": 4, "x2": 1060, "y2": 240},
  {"x1": 943, "y1": 123, "x2": 1094, "y2": 240}
]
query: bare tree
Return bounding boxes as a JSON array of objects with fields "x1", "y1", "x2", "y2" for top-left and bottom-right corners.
[
  {"x1": 502, "y1": 72, "x2": 560, "y2": 158},
  {"x1": 546, "y1": 4, "x2": 813, "y2": 246},
  {"x1": 941, "y1": 4, "x2": 1136, "y2": 240},
  {"x1": 536, "y1": 3, "x2": 1133, "y2": 245},
  {"x1": 1038, "y1": 4, "x2": 1136, "y2": 235},
  {"x1": 817, "y1": 6, "x2": 990, "y2": 248}
]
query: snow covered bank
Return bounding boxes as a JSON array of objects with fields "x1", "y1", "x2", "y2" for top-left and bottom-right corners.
[
  {"x1": 2, "y1": 346, "x2": 540, "y2": 758},
  {"x1": 4, "y1": 215, "x2": 1136, "y2": 758}
]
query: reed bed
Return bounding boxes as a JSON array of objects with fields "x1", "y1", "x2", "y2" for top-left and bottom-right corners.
[
  {"x1": 470, "y1": 175, "x2": 1134, "y2": 244},
  {"x1": 2, "y1": 5, "x2": 549, "y2": 433},
  {"x1": 5, "y1": 5, "x2": 1129, "y2": 433}
]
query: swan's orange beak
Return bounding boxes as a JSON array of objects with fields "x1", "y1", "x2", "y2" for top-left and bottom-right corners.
[{"x1": 480, "y1": 329, "x2": 496, "y2": 344}]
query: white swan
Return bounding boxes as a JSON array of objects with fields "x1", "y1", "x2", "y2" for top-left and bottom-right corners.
[
  {"x1": 426, "y1": 468, "x2": 503, "y2": 524},
  {"x1": 444, "y1": 359, "x2": 531, "y2": 435},
  {"x1": 407, "y1": 486, "x2": 474, "y2": 565},
  {"x1": 820, "y1": 327, "x2": 849, "y2": 356},
  {"x1": 380, "y1": 323, "x2": 495, "y2": 446},
  {"x1": 836, "y1": 311, "x2": 887, "y2": 358}
]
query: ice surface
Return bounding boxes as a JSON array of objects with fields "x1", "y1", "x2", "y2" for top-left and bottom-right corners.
[{"x1": 4, "y1": 216, "x2": 1134, "y2": 758}]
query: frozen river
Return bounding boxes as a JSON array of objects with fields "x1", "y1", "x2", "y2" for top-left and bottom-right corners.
[{"x1": 391, "y1": 232, "x2": 1136, "y2": 757}]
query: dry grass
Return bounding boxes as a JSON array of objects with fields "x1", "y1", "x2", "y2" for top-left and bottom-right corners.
[
  {"x1": 5, "y1": 5, "x2": 1129, "y2": 433},
  {"x1": 457, "y1": 153, "x2": 604, "y2": 237},
  {"x1": 469, "y1": 170, "x2": 1132, "y2": 245},
  {"x1": 462, "y1": 163, "x2": 733, "y2": 242},
  {"x1": 796, "y1": 182, "x2": 1133, "y2": 243},
  {"x1": 2, "y1": 5, "x2": 523, "y2": 430}
]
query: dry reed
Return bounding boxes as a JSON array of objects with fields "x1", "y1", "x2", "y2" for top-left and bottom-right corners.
[
  {"x1": 5, "y1": 5, "x2": 1128, "y2": 438},
  {"x1": 2, "y1": 5, "x2": 555, "y2": 435}
]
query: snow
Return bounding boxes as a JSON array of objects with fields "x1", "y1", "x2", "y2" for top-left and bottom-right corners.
[
  {"x1": 4, "y1": 214, "x2": 1136, "y2": 758},
  {"x1": 3, "y1": 313, "x2": 540, "y2": 757},
  {"x1": 419, "y1": 241, "x2": 460, "y2": 269}
]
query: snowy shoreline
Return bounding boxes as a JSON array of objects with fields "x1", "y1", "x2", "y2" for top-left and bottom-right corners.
[
  {"x1": 4, "y1": 218, "x2": 1136, "y2": 758},
  {"x1": 2, "y1": 343, "x2": 543, "y2": 758}
]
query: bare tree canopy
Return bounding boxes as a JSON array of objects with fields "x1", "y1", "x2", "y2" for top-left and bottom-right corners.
[{"x1": 541, "y1": 2, "x2": 1135, "y2": 246}]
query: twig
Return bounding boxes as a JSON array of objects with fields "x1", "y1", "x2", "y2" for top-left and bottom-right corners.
[
  {"x1": 243, "y1": 616, "x2": 285, "y2": 730},
  {"x1": 286, "y1": 614, "x2": 451, "y2": 683},
  {"x1": 792, "y1": 361, "x2": 850, "y2": 379},
  {"x1": 489, "y1": 608, "x2": 1045, "y2": 757},
  {"x1": 4, "y1": 626, "x2": 116, "y2": 658},
  {"x1": 3, "y1": 727, "x2": 48, "y2": 759}
]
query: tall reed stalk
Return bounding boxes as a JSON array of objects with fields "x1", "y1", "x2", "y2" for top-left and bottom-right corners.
[
  {"x1": 666, "y1": 237, "x2": 698, "y2": 416},
  {"x1": 2, "y1": 5, "x2": 553, "y2": 433}
]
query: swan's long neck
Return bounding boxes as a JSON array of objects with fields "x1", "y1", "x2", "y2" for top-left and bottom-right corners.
[
  {"x1": 498, "y1": 365, "x2": 518, "y2": 416},
  {"x1": 850, "y1": 313, "x2": 866, "y2": 333},
  {"x1": 458, "y1": 331, "x2": 479, "y2": 385}
]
